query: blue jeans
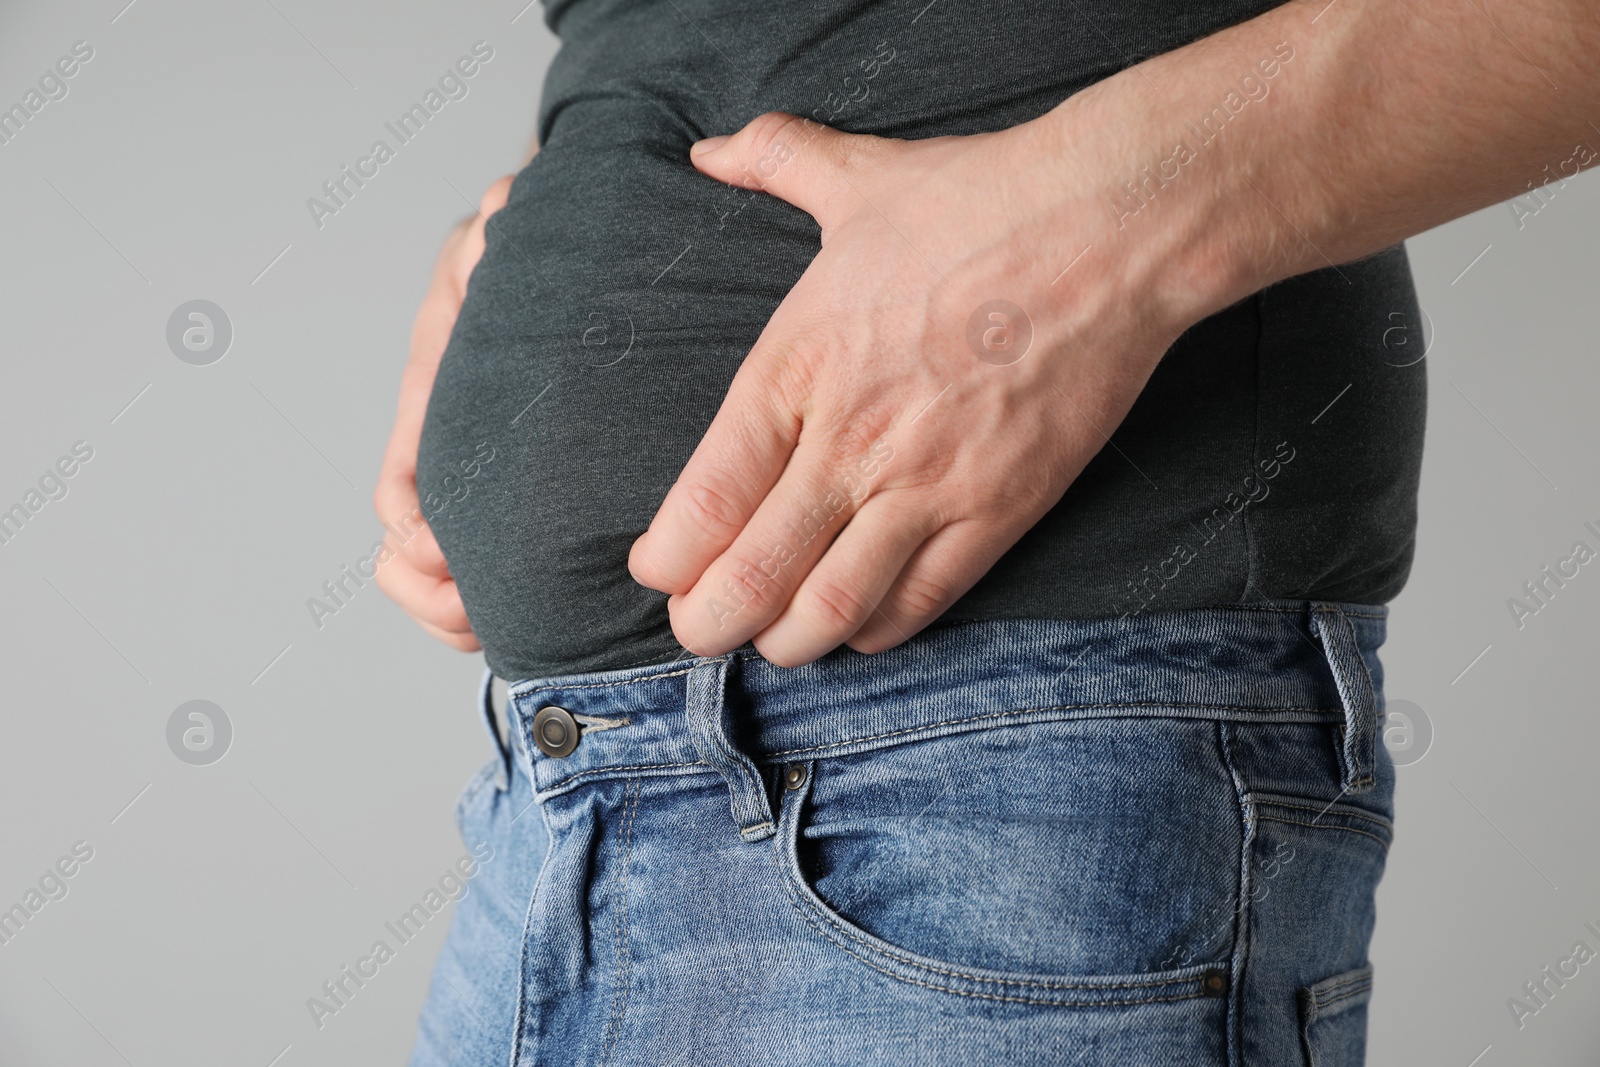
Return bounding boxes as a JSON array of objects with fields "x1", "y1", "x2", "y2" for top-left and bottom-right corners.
[{"x1": 409, "y1": 603, "x2": 1394, "y2": 1066}]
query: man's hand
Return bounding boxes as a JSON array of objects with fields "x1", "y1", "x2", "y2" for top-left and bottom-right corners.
[
  {"x1": 374, "y1": 175, "x2": 514, "y2": 650},
  {"x1": 631, "y1": 0, "x2": 1600, "y2": 668},
  {"x1": 628, "y1": 109, "x2": 1194, "y2": 667}
]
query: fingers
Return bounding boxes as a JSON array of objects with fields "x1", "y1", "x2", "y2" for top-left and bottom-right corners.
[
  {"x1": 480, "y1": 173, "x2": 513, "y2": 218},
  {"x1": 368, "y1": 173, "x2": 512, "y2": 653},
  {"x1": 373, "y1": 545, "x2": 476, "y2": 643},
  {"x1": 449, "y1": 174, "x2": 515, "y2": 292},
  {"x1": 417, "y1": 616, "x2": 482, "y2": 653},
  {"x1": 749, "y1": 494, "x2": 932, "y2": 667},
  {"x1": 372, "y1": 468, "x2": 450, "y2": 577},
  {"x1": 664, "y1": 431, "x2": 899, "y2": 656},
  {"x1": 690, "y1": 112, "x2": 882, "y2": 234},
  {"x1": 845, "y1": 522, "x2": 1004, "y2": 654},
  {"x1": 628, "y1": 349, "x2": 801, "y2": 594}
]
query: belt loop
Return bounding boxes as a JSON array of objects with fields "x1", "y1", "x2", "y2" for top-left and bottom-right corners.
[
  {"x1": 1308, "y1": 603, "x2": 1377, "y2": 795},
  {"x1": 478, "y1": 668, "x2": 512, "y2": 792},
  {"x1": 683, "y1": 655, "x2": 776, "y2": 842}
]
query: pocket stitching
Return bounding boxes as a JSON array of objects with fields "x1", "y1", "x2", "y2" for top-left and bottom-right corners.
[
  {"x1": 1256, "y1": 814, "x2": 1391, "y2": 849},
  {"x1": 783, "y1": 892, "x2": 1213, "y2": 1008},
  {"x1": 1303, "y1": 965, "x2": 1375, "y2": 1022},
  {"x1": 1251, "y1": 792, "x2": 1393, "y2": 832},
  {"x1": 776, "y1": 761, "x2": 1217, "y2": 1005}
]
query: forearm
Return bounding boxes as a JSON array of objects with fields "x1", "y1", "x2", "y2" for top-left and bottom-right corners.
[{"x1": 1045, "y1": 0, "x2": 1600, "y2": 322}]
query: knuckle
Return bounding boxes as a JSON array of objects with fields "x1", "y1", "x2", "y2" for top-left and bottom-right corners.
[
  {"x1": 821, "y1": 401, "x2": 895, "y2": 467},
  {"x1": 827, "y1": 130, "x2": 866, "y2": 174},
  {"x1": 739, "y1": 112, "x2": 804, "y2": 180},
  {"x1": 893, "y1": 570, "x2": 950, "y2": 620},
  {"x1": 682, "y1": 476, "x2": 750, "y2": 540},
  {"x1": 752, "y1": 339, "x2": 822, "y2": 418},
  {"x1": 716, "y1": 552, "x2": 788, "y2": 616},
  {"x1": 801, "y1": 575, "x2": 875, "y2": 633}
]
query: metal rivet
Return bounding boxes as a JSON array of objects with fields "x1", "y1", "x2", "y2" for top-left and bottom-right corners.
[
  {"x1": 1200, "y1": 970, "x2": 1227, "y2": 997},
  {"x1": 784, "y1": 765, "x2": 808, "y2": 791},
  {"x1": 532, "y1": 706, "x2": 579, "y2": 758}
]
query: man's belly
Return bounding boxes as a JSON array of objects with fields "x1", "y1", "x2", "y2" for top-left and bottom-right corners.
[{"x1": 415, "y1": 0, "x2": 1425, "y2": 682}]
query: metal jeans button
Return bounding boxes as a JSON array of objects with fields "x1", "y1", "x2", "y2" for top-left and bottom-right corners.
[
  {"x1": 533, "y1": 705, "x2": 579, "y2": 757},
  {"x1": 783, "y1": 765, "x2": 808, "y2": 791}
]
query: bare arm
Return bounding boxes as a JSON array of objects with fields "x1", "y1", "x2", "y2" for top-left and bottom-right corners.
[{"x1": 1053, "y1": 0, "x2": 1600, "y2": 324}]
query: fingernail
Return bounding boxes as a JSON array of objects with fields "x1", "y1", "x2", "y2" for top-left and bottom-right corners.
[{"x1": 691, "y1": 135, "x2": 729, "y2": 158}]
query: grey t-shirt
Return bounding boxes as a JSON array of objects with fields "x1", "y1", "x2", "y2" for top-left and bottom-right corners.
[{"x1": 417, "y1": 0, "x2": 1427, "y2": 682}]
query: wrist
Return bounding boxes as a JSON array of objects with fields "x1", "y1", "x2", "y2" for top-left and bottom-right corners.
[{"x1": 1038, "y1": 0, "x2": 1344, "y2": 331}]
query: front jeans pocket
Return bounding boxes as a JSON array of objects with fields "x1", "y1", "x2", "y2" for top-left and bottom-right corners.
[
  {"x1": 773, "y1": 716, "x2": 1247, "y2": 1007},
  {"x1": 1300, "y1": 964, "x2": 1374, "y2": 1066}
]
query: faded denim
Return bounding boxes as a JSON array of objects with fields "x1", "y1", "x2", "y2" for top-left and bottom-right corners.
[{"x1": 410, "y1": 602, "x2": 1394, "y2": 1066}]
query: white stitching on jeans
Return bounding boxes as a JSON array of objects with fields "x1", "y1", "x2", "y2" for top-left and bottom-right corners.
[
  {"x1": 599, "y1": 779, "x2": 641, "y2": 1065},
  {"x1": 783, "y1": 889, "x2": 1209, "y2": 1008},
  {"x1": 767, "y1": 703, "x2": 1344, "y2": 758}
]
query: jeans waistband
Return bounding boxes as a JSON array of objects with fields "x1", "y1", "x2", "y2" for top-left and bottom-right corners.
[{"x1": 478, "y1": 601, "x2": 1387, "y2": 841}]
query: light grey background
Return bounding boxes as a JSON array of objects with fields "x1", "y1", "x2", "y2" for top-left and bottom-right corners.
[{"x1": 0, "y1": 2, "x2": 1595, "y2": 1065}]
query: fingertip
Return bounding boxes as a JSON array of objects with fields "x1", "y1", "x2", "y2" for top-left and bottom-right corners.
[
  {"x1": 480, "y1": 174, "x2": 514, "y2": 217},
  {"x1": 627, "y1": 534, "x2": 658, "y2": 588},
  {"x1": 690, "y1": 135, "x2": 729, "y2": 160},
  {"x1": 629, "y1": 533, "x2": 693, "y2": 595},
  {"x1": 403, "y1": 524, "x2": 451, "y2": 577}
]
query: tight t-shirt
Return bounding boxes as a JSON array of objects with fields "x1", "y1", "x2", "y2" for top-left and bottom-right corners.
[{"x1": 416, "y1": 0, "x2": 1427, "y2": 682}]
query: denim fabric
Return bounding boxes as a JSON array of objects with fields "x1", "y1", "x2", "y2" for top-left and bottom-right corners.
[{"x1": 410, "y1": 603, "x2": 1394, "y2": 1066}]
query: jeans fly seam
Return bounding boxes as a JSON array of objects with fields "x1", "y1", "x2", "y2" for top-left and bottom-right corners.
[
  {"x1": 509, "y1": 787, "x2": 561, "y2": 1067},
  {"x1": 600, "y1": 778, "x2": 641, "y2": 1066},
  {"x1": 1217, "y1": 721, "x2": 1252, "y2": 1067},
  {"x1": 765, "y1": 703, "x2": 1344, "y2": 759}
]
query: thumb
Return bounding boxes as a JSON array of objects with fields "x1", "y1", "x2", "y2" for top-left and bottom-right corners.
[{"x1": 691, "y1": 112, "x2": 881, "y2": 232}]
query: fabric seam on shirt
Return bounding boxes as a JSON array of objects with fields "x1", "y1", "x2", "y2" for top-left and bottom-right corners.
[{"x1": 1242, "y1": 288, "x2": 1266, "y2": 602}]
